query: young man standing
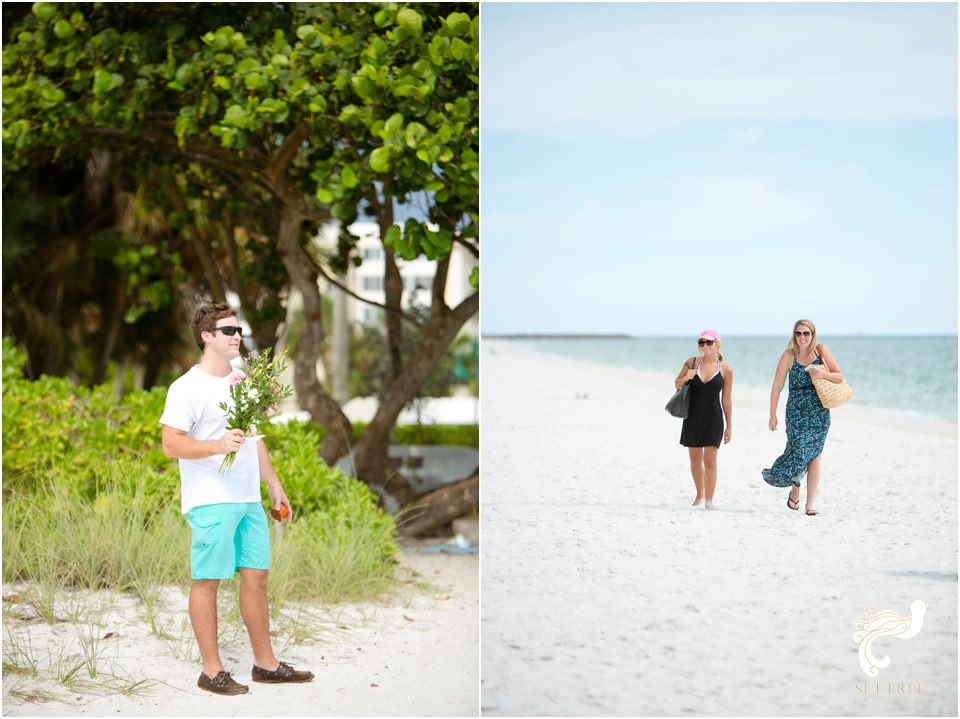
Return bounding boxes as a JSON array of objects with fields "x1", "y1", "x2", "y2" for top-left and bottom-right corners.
[{"x1": 160, "y1": 303, "x2": 313, "y2": 695}]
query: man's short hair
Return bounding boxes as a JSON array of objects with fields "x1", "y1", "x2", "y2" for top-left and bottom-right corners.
[{"x1": 191, "y1": 303, "x2": 236, "y2": 351}]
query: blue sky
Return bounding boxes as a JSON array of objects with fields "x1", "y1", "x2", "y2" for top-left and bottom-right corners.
[{"x1": 481, "y1": 3, "x2": 958, "y2": 336}]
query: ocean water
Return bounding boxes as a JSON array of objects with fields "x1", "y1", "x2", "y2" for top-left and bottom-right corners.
[{"x1": 509, "y1": 336, "x2": 958, "y2": 422}]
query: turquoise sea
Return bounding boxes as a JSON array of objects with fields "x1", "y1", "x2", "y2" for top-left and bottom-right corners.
[{"x1": 508, "y1": 336, "x2": 958, "y2": 422}]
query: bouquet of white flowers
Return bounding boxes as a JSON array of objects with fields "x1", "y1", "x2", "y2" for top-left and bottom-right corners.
[{"x1": 218, "y1": 348, "x2": 293, "y2": 474}]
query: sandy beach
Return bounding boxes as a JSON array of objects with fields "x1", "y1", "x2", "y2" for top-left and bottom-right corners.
[
  {"x1": 3, "y1": 545, "x2": 477, "y2": 717},
  {"x1": 480, "y1": 339, "x2": 957, "y2": 717}
]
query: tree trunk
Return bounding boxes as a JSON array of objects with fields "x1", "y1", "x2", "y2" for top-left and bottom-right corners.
[
  {"x1": 168, "y1": 183, "x2": 227, "y2": 304},
  {"x1": 222, "y1": 213, "x2": 283, "y2": 354},
  {"x1": 274, "y1": 204, "x2": 353, "y2": 464},
  {"x1": 91, "y1": 271, "x2": 128, "y2": 386},
  {"x1": 374, "y1": 191, "x2": 403, "y2": 380},
  {"x1": 142, "y1": 352, "x2": 162, "y2": 390},
  {"x1": 399, "y1": 471, "x2": 479, "y2": 536},
  {"x1": 383, "y1": 246, "x2": 404, "y2": 380},
  {"x1": 353, "y1": 280, "x2": 479, "y2": 507},
  {"x1": 331, "y1": 279, "x2": 350, "y2": 403}
]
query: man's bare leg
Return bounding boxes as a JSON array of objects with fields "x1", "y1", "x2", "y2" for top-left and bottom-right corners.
[
  {"x1": 238, "y1": 568, "x2": 280, "y2": 670},
  {"x1": 189, "y1": 579, "x2": 225, "y2": 678}
]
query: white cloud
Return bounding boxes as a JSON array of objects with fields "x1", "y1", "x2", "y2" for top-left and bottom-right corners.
[{"x1": 483, "y1": 4, "x2": 957, "y2": 134}]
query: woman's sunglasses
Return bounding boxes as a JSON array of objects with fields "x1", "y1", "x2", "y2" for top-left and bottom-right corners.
[
  {"x1": 697, "y1": 339, "x2": 715, "y2": 347},
  {"x1": 794, "y1": 330, "x2": 812, "y2": 337},
  {"x1": 212, "y1": 326, "x2": 243, "y2": 337}
]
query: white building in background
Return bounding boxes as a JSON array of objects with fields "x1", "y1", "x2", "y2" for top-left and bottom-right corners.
[{"x1": 316, "y1": 221, "x2": 478, "y2": 336}]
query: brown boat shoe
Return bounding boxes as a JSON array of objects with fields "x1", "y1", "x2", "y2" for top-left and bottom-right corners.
[
  {"x1": 197, "y1": 670, "x2": 249, "y2": 695},
  {"x1": 251, "y1": 660, "x2": 315, "y2": 683}
]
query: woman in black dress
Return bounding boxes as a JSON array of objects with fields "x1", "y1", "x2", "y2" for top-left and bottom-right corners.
[{"x1": 674, "y1": 329, "x2": 733, "y2": 510}]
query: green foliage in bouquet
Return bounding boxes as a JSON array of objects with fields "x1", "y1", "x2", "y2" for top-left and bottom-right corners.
[
  {"x1": 220, "y1": 349, "x2": 294, "y2": 435},
  {"x1": 219, "y1": 348, "x2": 293, "y2": 473}
]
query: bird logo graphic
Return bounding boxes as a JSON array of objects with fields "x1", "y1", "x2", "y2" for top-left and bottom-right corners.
[{"x1": 853, "y1": 600, "x2": 927, "y2": 678}]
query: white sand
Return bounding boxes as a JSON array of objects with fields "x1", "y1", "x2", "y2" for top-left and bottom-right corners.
[
  {"x1": 3, "y1": 546, "x2": 477, "y2": 717},
  {"x1": 480, "y1": 339, "x2": 957, "y2": 717}
]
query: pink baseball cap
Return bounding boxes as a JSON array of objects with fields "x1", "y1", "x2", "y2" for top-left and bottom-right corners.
[{"x1": 698, "y1": 329, "x2": 720, "y2": 341}]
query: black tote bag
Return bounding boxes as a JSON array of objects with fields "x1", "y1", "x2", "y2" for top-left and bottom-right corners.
[{"x1": 665, "y1": 359, "x2": 695, "y2": 418}]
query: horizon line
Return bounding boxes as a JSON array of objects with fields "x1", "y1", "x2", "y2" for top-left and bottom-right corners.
[{"x1": 483, "y1": 333, "x2": 959, "y2": 339}]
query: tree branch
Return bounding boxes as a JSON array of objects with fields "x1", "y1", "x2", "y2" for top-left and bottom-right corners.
[
  {"x1": 182, "y1": 165, "x2": 274, "y2": 214},
  {"x1": 168, "y1": 180, "x2": 228, "y2": 303},
  {"x1": 431, "y1": 254, "x2": 451, "y2": 319},
  {"x1": 301, "y1": 244, "x2": 424, "y2": 328},
  {"x1": 268, "y1": 123, "x2": 310, "y2": 190},
  {"x1": 454, "y1": 235, "x2": 479, "y2": 258},
  {"x1": 451, "y1": 291, "x2": 479, "y2": 325},
  {"x1": 80, "y1": 127, "x2": 271, "y2": 194}
]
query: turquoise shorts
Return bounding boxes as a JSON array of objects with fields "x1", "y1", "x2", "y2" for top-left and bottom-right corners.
[{"x1": 187, "y1": 502, "x2": 270, "y2": 580}]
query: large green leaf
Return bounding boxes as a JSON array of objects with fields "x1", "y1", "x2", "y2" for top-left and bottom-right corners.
[{"x1": 396, "y1": 8, "x2": 423, "y2": 37}]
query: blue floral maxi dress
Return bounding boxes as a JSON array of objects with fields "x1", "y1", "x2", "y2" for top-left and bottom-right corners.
[{"x1": 762, "y1": 357, "x2": 830, "y2": 488}]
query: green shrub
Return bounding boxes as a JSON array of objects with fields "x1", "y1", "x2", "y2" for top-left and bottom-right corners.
[
  {"x1": 2, "y1": 337, "x2": 28, "y2": 381},
  {"x1": 274, "y1": 422, "x2": 480, "y2": 448},
  {"x1": 296, "y1": 420, "x2": 479, "y2": 449},
  {"x1": 2, "y1": 369, "x2": 172, "y2": 498},
  {"x1": 393, "y1": 423, "x2": 478, "y2": 447}
]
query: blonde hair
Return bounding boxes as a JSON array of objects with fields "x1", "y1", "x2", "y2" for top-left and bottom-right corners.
[{"x1": 787, "y1": 319, "x2": 818, "y2": 356}]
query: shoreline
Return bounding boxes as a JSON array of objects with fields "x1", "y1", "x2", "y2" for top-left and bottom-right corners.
[
  {"x1": 499, "y1": 337, "x2": 958, "y2": 433},
  {"x1": 481, "y1": 338, "x2": 958, "y2": 716},
  {"x1": 2, "y1": 545, "x2": 478, "y2": 717}
]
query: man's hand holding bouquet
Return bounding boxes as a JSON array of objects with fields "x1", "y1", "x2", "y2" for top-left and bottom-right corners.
[{"x1": 219, "y1": 348, "x2": 293, "y2": 484}]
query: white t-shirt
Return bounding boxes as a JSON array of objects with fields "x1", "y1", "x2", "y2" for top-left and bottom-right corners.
[{"x1": 159, "y1": 365, "x2": 261, "y2": 514}]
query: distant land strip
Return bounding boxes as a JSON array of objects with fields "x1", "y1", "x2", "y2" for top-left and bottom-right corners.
[{"x1": 483, "y1": 334, "x2": 632, "y2": 339}]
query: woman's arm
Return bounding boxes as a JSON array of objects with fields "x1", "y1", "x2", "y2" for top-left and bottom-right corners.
[
  {"x1": 810, "y1": 344, "x2": 844, "y2": 384},
  {"x1": 769, "y1": 351, "x2": 792, "y2": 430},
  {"x1": 674, "y1": 357, "x2": 697, "y2": 390},
  {"x1": 721, "y1": 364, "x2": 733, "y2": 443}
]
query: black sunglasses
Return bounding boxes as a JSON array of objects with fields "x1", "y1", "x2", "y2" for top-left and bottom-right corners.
[
  {"x1": 697, "y1": 339, "x2": 715, "y2": 347},
  {"x1": 794, "y1": 330, "x2": 811, "y2": 337},
  {"x1": 211, "y1": 326, "x2": 243, "y2": 337}
]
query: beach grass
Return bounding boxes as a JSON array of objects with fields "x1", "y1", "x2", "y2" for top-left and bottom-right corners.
[
  {"x1": 3, "y1": 458, "x2": 398, "y2": 604},
  {"x1": 2, "y1": 460, "x2": 404, "y2": 706},
  {"x1": 3, "y1": 619, "x2": 166, "y2": 700}
]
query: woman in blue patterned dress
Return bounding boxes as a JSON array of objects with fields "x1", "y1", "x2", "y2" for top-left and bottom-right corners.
[{"x1": 762, "y1": 319, "x2": 844, "y2": 515}]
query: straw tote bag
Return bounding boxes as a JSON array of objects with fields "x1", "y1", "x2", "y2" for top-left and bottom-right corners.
[
  {"x1": 811, "y1": 344, "x2": 853, "y2": 408},
  {"x1": 665, "y1": 359, "x2": 695, "y2": 418}
]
